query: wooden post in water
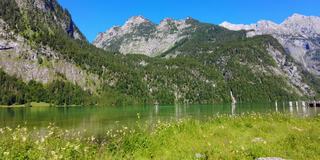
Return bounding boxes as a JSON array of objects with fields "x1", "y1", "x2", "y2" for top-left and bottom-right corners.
[
  {"x1": 289, "y1": 101, "x2": 293, "y2": 113},
  {"x1": 301, "y1": 101, "x2": 306, "y2": 107}
]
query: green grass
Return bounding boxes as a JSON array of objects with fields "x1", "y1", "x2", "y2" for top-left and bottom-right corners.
[{"x1": 0, "y1": 113, "x2": 319, "y2": 159}]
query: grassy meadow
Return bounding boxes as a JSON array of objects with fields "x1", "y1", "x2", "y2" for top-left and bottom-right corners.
[{"x1": 0, "y1": 113, "x2": 319, "y2": 160}]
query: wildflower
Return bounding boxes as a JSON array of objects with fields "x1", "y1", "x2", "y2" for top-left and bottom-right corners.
[
  {"x1": 74, "y1": 145, "x2": 80, "y2": 150},
  {"x1": 48, "y1": 131, "x2": 54, "y2": 136},
  {"x1": 137, "y1": 113, "x2": 141, "y2": 119},
  {"x1": 22, "y1": 136, "x2": 27, "y2": 142},
  {"x1": 292, "y1": 126, "x2": 303, "y2": 132},
  {"x1": 3, "y1": 152, "x2": 9, "y2": 156},
  {"x1": 252, "y1": 137, "x2": 266, "y2": 144},
  {"x1": 195, "y1": 153, "x2": 205, "y2": 159}
]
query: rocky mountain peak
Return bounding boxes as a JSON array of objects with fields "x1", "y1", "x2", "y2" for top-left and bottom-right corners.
[
  {"x1": 220, "y1": 21, "x2": 252, "y2": 31},
  {"x1": 185, "y1": 16, "x2": 199, "y2": 24},
  {"x1": 282, "y1": 13, "x2": 320, "y2": 36},
  {"x1": 219, "y1": 14, "x2": 320, "y2": 76},
  {"x1": 13, "y1": 0, "x2": 85, "y2": 41},
  {"x1": 159, "y1": 18, "x2": 174, "y2": 25},
  {"x1": 289, "y1": 13, "x2": 306, "y2": 19},
  {"x1": 124, "y1": 16, "x2": 153, "y2": 26},
  {"x1": 158, "y1": 18, "x2": 176, "y2": 30},
  {"x1": 285, "y1": 13, "x2": 312, "y2": 23},
  {"x1": 94, "y1": 16, "x2": 196, "y2": 56},
  {"x1": 256, "y1": 20, "x2": 278, "y2": 28}
]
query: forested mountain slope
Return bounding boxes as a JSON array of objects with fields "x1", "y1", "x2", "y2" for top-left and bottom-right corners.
[
  {"x1": 0, "y1": 0, "x2": 319, "y2": 106},
  {"x1": 221, "y1": 14, "x2": 320, "y2": 76}
]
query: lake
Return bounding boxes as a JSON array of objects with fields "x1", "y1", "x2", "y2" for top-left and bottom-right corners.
[{"x1": 0, "y1": 102, "x2": 319, "y2": 135}]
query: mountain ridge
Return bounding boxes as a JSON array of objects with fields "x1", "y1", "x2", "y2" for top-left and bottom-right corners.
[
  {"x1": 92, "y1": 14, "x2": 320, "y2": 99},
  {"x1": 1, "y1": 0, "x2": 319, "y2": 106},
  {"x1": 220, "y1": 13, "x2": 320, "y2": 76},
  {"x1": 93, "y1": 16, "x2": 203, "y2": 56}
]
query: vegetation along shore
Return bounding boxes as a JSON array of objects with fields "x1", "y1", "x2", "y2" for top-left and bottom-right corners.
[{"x1": 0, "y1": 113, "x2": 319, "y2": 160}]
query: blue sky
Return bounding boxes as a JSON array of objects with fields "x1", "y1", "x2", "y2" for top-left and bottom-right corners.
[{"x1": 58, "y1": 0, "x2": 320, "y2": 42}]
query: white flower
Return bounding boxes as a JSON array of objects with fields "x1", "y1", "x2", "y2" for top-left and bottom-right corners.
[
  {"x1": 22, "y1": 136, "x2": 27, "y2": 142},
  {"x1": 40, "y1": 137, "x2": 45, "y2": 143},
  {"x1": 3, "y1": 152, "x2": 9, "y2": 156},
  {"x1": 195, "y1": 153, "x2": 205, "y2": 159},
  {"x1": 74, "y1": 145, "x2": 80, "y2": 150}
]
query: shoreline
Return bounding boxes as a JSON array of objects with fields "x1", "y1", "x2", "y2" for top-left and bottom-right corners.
[
  {"x1": 0, "y1": 102, "x2": 51, "y2": 108},
  {"x1": 0, "y1": 102, "x2": 87, "y2": 108}
]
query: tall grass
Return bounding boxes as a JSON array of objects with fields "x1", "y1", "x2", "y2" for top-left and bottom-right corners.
[{"x1": 0, "y1": 113, "x2": 319, "y2": 159}]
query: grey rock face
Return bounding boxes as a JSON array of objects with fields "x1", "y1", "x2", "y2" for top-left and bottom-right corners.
[
  {"x1": 267, "y1": 46, "x2": 314, "y2": 96},
  {"x1": 93, "y1": 16, "x2": 193, "y2": 57},
  {"x1": 14, "y1": 0, "x2": 85, "y2": 41},
  {"x1": 0, "y1": 19, "x2": 100, "y2": 92},
  {"x1": 220, "y1": 14, "x2": 320, "y2": 76}
]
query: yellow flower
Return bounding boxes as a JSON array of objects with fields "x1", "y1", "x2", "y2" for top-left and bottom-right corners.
[
  {"x1": 41, "y1": 137, "x2": 45, "y2": 143},
  {"x1": 22, "y1": 136, "x2": 27, "y2": 142},
  {"x1": 74, "y1": 145, "x2": 80, "y2": 150}
]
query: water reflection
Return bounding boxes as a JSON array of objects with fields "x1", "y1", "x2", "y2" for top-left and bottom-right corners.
[
  {"x1": 155, "y1": 105, "x2": 159, "y2": 115},
  {"x1": 0, "y1": 102, "x2": 319, "y2": 134},
  {"x1": 226, "y1": 102, "x2": 319, "y2": 117},
  {"x1": 231, "y1": 103, "x2": 236, "y2": 115}
]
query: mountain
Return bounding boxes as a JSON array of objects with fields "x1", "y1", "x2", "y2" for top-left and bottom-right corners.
[
  {"x1": 94, "y1": 16, "x2": 195, "y2": 56},
  {"x1": 1, "y1": 0, "x2": 319, "y2": 106},
  {"x1": 93, "y1": 16, "x2": 317, "y2": 95},
  {"x1": 0, "y1": 0, "x2": 98, "y2": 105},
  {"x1": 14, "y1": 0, "x2": 85, "y2": 40},
  {"x1": 93, "y1": 16, "x2": 246, "y2": 57},
  {"x1": 220, "y1": 13, "x2": 320, "y2": 76}
]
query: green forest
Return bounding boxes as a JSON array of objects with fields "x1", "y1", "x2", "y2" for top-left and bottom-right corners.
[
  {"x1": 0, "y1": 70, "x2": 93, "y2": 105},
  {"x1": 0, "y1": 0, "x2": 317, "y2": 106}
]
